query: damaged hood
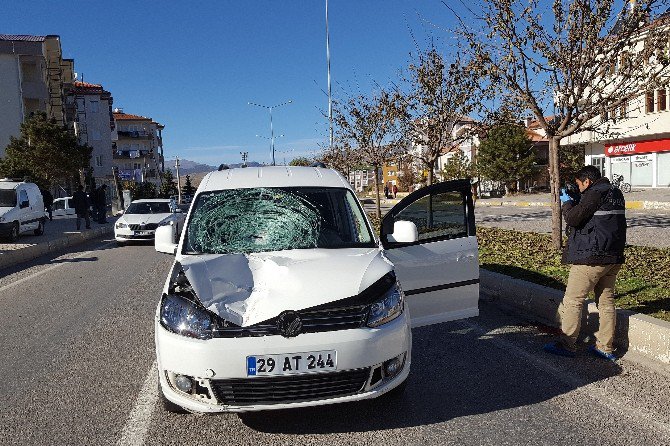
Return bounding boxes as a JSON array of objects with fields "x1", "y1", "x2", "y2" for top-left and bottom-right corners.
[{"x1": 177, "y1": 247, "x2": 392, "y2": 327}]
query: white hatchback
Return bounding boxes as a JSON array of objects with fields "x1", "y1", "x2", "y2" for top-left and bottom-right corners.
[{"x1": 154, "y1": 166, "x2": 479, "y2": 413}]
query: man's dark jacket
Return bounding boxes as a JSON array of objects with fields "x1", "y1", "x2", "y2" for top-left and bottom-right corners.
[
  {"x1": 72, "y1": 190, "x2": 90, "y2": 216},
  {"x1": 562, "y1": 177, "x2": 626, "y2": 265}
]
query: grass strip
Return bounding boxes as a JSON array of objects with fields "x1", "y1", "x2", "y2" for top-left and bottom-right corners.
[{"x1": 478, "y1": 227, "x2": 670, "y2": 322}]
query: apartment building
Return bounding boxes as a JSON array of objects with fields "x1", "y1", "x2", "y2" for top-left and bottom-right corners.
[
  {"x1": 0, "y1": 34, "x2": 73, "y2": 156},
  {"x1": 348, "y1": 169, "x2": 379, "y2": 193},
  {"x1": 112, "y1": 110, "x2": 164, "y2": 185},
  {"x1": 66, "y1": 81, "x2": 115, "y2": 182}
]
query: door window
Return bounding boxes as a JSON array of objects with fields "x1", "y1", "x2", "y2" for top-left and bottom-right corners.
[{"x1": 18, "y1": 190, "x2": 29, "y2": 208}]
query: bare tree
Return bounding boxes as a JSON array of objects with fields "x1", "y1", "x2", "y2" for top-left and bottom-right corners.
[
  {"x1": 317, "y1": 139, "x2": 361, "y2": 179},
  {"x1": 453, "y1": 0, "x2": 670, "y2": 249},
  {"x1": 402, "y1": 47, "x2": 482, "y2": 186},
  {"x1": 334, "y1": 89, "x2": 407, "y2": 219}
]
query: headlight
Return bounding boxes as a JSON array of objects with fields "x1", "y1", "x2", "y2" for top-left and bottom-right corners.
[
  {"x1": 160, "y1": 294, "x2": 213, "y2": 340},
  {"x1": 116, "y1": 221, "x2": 128, "y2": 229},
  {"x1": 367, "y1": 282, "x2": 404, "y2": 328}
]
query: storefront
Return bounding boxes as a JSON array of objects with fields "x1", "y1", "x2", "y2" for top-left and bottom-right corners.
[{"x1": 604, "y1": 138, "x2": 670, "y2": 188}]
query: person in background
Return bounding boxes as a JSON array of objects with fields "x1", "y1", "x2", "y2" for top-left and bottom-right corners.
[
  {"x1": 72, "y1": 185, "x2": 91, "y2": 230},
  {"x1": 94, "y1": 184, "x2": 108, "y2": 223},
  {"x1": 544, "y1": 165, "x2": 626, "y2": 361},
  {"x1": 41, "y1": 188, "x2": 54, "y2": 221},
  {"x1": 392, "y1": 184, "x2": 398, "y2": 199}
]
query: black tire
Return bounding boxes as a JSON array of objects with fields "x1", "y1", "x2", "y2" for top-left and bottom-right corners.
[
  {"x1": 622, "y1": 183, "x2": 631, "y2": 193},
  {"x1": 7, "y1": 222, "x2": 19, "y2": 242},
  {"x1": 34, "y1": 220, "x2": 45, "y2": 236},
  {"x1": 158, "y1": 381, "x2": 189, "y2": 414}
]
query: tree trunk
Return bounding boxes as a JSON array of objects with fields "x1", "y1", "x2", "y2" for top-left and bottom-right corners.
[
  {"x1": 373, "y1": 165, "x2": 382, "y2": 220},
  {"x1": 548, "y1": 137, "x2": 563, "y2": 250},
  {"x1": 427, "y1": 161, "x2": 434, "y2": 228}
]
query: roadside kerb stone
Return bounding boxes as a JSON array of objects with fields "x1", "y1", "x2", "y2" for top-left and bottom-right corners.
[
  {"x1": 480, "y1": 269, "x2": 670, "y2": 367},
  {"x1": 475, "y1": 200, "x2": 670, "y2": 210},
  {"x1": 0, "y1": 225, "x2": 114, "y2": 271}
]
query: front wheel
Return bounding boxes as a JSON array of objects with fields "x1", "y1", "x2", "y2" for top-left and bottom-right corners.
[
  {"x1": 34, "y1": 220, "x2": 45, "y2": 236},
  {"x1": 7, "y1": 222, "x2": 19, "y2": 242},
  {"x1": 622, "y1": 183, "x2": 631, "y2": 193}
]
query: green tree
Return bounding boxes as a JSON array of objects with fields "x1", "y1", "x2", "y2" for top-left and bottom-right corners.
[
  {"x1": 124, "y1": 181, "x2": 157, "y2": 200},
  {"x1": 477, "y1": 123, "x2": 535, "y2": 194},
  {"x1": 441, "y1": 151, "x2": 476, "y2": 181},
  {"x1": 288, "y1": 157, "x2": 312, "y2": 166},
  {"x1": 159, "y1": 170, "x2": 178, "y2": 198},
  {"x1": 181, "y1": 175, "x2": 195, "y2": 196},
  {"x1": 0, "y1": 112, "x2": 92, "y2": 188}
]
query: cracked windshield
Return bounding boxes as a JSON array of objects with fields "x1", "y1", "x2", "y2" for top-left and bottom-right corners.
[{"x1": 185, "y1": 187, "x2": 373, "y2": 254}]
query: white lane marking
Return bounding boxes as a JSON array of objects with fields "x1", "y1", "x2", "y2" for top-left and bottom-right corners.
[
  {"x1": 0, "y1": 240, "x2": 116, "y2": 294},
  {"x1": 462, "y1": 319, "x2": 670, "y2": 436},
  {"x1": 118, "y1": 361, "x2": 158, "y2": 446}
]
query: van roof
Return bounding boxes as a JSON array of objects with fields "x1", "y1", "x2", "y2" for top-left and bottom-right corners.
[
  {"x1": 0, "y1": 180, "x2": 26, "y2": 190},
  {"x1": 198, "y1": 166, "x2": 351, "y2": 192}
]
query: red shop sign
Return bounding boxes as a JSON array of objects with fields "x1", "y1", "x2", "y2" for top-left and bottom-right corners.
[{"x1": 606, "y1": 138, "x2": 670, "y2": 157}]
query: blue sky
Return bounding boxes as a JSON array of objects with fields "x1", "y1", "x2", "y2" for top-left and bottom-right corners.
[{"x1": 2, "y1": 1, "x2": 464, "y2": 166}]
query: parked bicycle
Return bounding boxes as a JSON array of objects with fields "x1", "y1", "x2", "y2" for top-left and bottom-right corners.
[{"x1": 611, "y1": 174, "x2": 631, "y2": 193}]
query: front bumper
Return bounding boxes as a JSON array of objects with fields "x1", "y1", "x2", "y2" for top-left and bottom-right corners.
[
  {"x1": 155, "y1": 311, "x2": 411, "y2": 413},
  {"x1": 114, "y1": 227, "x2": 156, "y2": 241}
]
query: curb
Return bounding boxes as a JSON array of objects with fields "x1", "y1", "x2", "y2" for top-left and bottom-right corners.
[
  {"x1": 480, "y1": 269, "x2": 670, "y2": 367},
  {"x1": 475, "y1": 200, "x2": 670, "y2": 210},
  {"x1": 0, "y1": 225, "x2": 114, "y2": 271}
]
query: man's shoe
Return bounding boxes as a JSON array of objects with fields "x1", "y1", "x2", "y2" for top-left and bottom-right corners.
[
  {"x1": 543, "y1": 342, "x2": 576, "y2": 358},
  {"x1": 589, "y1": 345, "x2": 617, "y2": 362}
]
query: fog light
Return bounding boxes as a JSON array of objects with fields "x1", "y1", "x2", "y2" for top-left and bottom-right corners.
[
  {"x1": 384, "y1": 357, "x2": 402, "y2": 377},
  {"x1": 174, "y1": 374, "x2": 194, "y2": 393}
]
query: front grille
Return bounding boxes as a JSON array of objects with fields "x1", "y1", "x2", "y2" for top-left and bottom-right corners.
[
  {"x1": 128, "y1": 223, "x2": 158, "y2": 231},
  {"x1": 212, "y1": 305, "x2": 369, "y2": 338},
  {"x1": 210, "y1": 368, "x2": 370, "y2": 405}
]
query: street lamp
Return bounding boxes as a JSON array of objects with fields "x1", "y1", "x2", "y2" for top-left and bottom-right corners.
[
  {"x1": 256, "y1": 134, "x2": 284, "y2": 165},
  {"x1": 248, "y1": 100, "x2": 292, "y2": 166}
]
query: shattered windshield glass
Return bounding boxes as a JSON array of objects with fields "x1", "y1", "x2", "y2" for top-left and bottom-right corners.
[
  {"x1": 126, "y1": 202, "x2": 172, "y2": 214},
  {"x1": 0, "y1": 190, "x2": 17, "y2": 207},
  {"x1": 185, "y1": 187, "x2": 374, "y2": 254}
]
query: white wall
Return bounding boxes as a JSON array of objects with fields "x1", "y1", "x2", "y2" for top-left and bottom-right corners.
[{"x1": 0, "y1": 54, "x2": 24, "y2": 157}]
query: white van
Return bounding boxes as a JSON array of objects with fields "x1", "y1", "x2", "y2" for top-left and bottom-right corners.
[
  {"x1": 153, "y1": 166, "x2": 479, "y2": 413},
  {"x1": 0, "y1": 179, "x2": 47, "y2": 241}
]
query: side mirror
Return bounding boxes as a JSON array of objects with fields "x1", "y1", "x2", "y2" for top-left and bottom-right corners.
[
  {"x1": 387, "y1": 220, "x2": 419, "y2": 243},
  {"x1": 155, "y1": 225, "x2": 178, "y2": 255}
]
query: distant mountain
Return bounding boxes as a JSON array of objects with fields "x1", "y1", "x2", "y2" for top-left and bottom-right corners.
[{"x1": 167, "y1": 159, "x2": 264, "y2": 176}]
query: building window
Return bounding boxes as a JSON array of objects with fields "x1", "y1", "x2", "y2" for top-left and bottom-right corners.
[
  {"x1": 90, "y1": 100, "x2": 99, "y2": 113},
  {"x1": 646, "y1": 91, "x2": 655, "y2": 113},
  {"x1": 618, "y1": 100, "x2": 628, "y2": 119},
  {"x1": 95, "y1": 155, "x2": 103, "y2": 167},
  {"x1": 657, "y1": 89, "x2": 667, "y2": 112}
]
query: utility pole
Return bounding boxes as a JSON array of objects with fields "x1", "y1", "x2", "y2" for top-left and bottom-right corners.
[
  {"x1": 175, "y1": 157, "x2": 182, "y2": 205},
  {"x1": 326, "y1": 0, "x2": 333, "y2": 149},
  {"x1": 240, "y1": 151, "x2": 249, "y2": 167},
  {"x1": 249, "y1": 100, "x2": 292, "y2": 166}
]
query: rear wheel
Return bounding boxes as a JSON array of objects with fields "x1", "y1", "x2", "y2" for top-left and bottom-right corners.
[{"x1": 34, "y1": 220, "x2": 45, "y2": 236}]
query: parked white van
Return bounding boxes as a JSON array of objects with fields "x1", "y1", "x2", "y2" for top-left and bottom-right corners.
[
  {"x1": 153, "y1": 166, "x2": 479, "y2": 414},
  {"x1": 0, "y1": 179, "x2": 47, "y2": 241}
]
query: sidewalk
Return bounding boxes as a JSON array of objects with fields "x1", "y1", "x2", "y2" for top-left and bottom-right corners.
[
  {"x1": 0, "y1": 217, "x2": 116, "y2": 271},
  {"x1": 476, "y1": 188, "x2": 670, "y2": 210}
]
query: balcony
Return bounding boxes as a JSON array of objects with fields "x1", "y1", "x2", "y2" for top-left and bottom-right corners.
[
  {"x1": 113, "y1": 150, "x2": 154, "y2": 160},
  {"x1": 117, "y1": 130, "x2": 152, "y2": 139}
]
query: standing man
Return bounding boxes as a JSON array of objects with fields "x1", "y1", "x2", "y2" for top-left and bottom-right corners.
[
  {"x1": 94, "y1": 184, "x2": 108, "y2": 223},
  {"x1": 544, "y1": 165, "x2": 626, "y2": 361},
  {"x1": 40, "y1": 188, "x2": 54, "y2": 221},
  {"x1": 72, "y1": 185, "x2": 91, "y2": 230}
]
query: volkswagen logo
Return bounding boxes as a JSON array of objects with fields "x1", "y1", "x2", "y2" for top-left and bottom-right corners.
[{"x1": 276, "y1": 311, "x2": 303, "y2": 338}]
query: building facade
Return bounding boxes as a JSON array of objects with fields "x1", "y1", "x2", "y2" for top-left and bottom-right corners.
[
  {"x1": 0, "y1": 34, "x2": 73, "y2": 156},
  {"x1": 112, "y1": 110, "x2": 164, "y2": 185}
]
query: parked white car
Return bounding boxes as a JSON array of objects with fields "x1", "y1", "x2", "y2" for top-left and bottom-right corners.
[
  {"x1": 114, "y1": 199, "x2": 185, "y2": 244},
  {"x1": 0, "y1": 179, "x2": 47, "y2": 241},
  {"x1": 52, "y1": 196, "x2": 76, "y2": 219},
  {"x1": 154, "y1": 166, "x2": 479, "y2": 413}
]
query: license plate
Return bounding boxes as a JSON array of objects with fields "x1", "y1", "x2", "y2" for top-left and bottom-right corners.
[
  {"x1": 247, "y1": 350, "x2": 337, "y2": 376},
  {"x1": 135, "y1": 230, "x2": 152, "y2": 235}
]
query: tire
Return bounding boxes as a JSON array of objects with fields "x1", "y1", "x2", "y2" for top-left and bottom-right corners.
[
  {"x1": 34, "y1": 220, "x2": 45, "y2": 236},
  {"x1": 7, "y1": 222, "x2": 19, "y2": 242},
  {"x1": 158, "y1": 381, "x2": 188, "y2": 414},
  {"x1": 622, "y1": 183, "x2": 631, "y2": 193}
]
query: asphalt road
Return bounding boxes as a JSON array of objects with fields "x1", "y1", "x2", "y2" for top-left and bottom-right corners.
[
  {"x1": 474, "y1": 206, "x2": 670, "y2": 248},
  {"x1": 1, "y1": 240, "x2": 669, "y2": 445}
]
